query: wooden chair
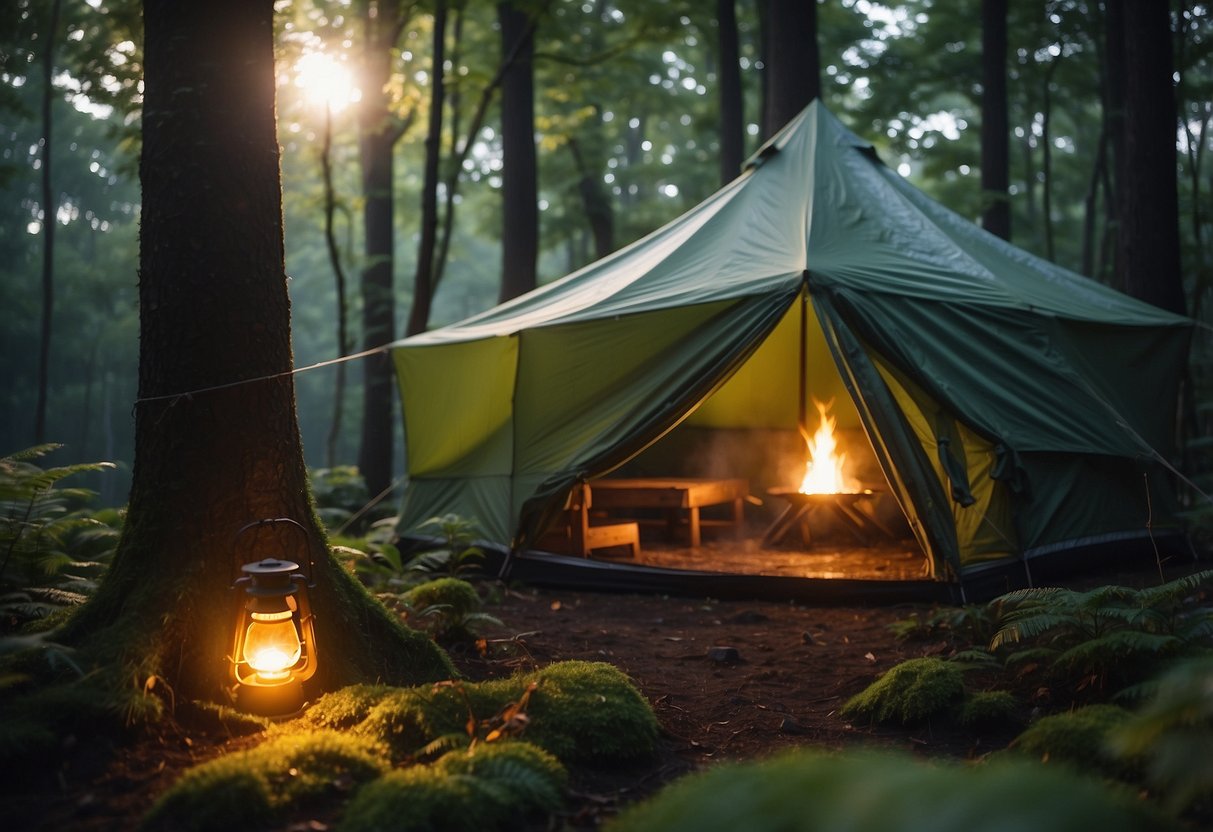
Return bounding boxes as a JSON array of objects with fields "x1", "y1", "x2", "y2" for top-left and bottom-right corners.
[{"x1": 536, "y1": 483, "x2": 640, "y2": 558}]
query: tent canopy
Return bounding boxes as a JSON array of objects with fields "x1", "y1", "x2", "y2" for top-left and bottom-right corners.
[{"x1": 389, "y1": 102, "x2": 1190, "y2": 584}]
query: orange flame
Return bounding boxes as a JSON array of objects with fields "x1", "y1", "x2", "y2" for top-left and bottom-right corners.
[{"x1": 799, "y1": 399, "x2": 860, "y2": 494}]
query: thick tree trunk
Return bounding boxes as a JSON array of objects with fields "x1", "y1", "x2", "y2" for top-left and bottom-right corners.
[
  {"x1": 498, "y1": 0, "x2": 539, "y2": 303},
  {"x1": 1115, "y1": 0, "x2": 1185, "y2": 314},
  {"x1": 717, "y1": 0, "x2": 744, "y2": 185},
  {"x1": 979, "y1": 0, "x2": 1010, "y2": 241},
  {"x1": 64, "y1": 0, "x2": 452, "y2": 707},
  {"x1": 762, "y1": 0, "x2": 820, "y2": 140},
  {"x1": 356, "y1": 0, "x2": 401, "y2": 498},
  {"x1": 406, "y1": 0, "x2": 447, "y2": 337}
]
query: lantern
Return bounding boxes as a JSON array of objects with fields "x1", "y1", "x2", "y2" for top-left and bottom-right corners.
[{"x1": 230, "y1": 518, "x2": 317, "y2": 716}]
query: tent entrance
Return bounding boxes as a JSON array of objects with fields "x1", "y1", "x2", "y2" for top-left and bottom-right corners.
[{"x1": 555, "y1": 294, "x2": 933, "y2": 581}]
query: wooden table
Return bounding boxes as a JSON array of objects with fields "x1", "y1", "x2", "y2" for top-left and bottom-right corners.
[{"x1": 588, "y1": 478, "x2": 749, "y2": 548}]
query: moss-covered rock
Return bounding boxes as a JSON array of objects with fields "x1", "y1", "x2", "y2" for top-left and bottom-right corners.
[
  {"x1": 295, "y1": 683, "x2": 395, "y2": 731},
  {"x1": 959, "y1": 690, "x2": 1020, "y2": 727},
  {"x1": 839, "y1": 657, "x2": 966, "y2": 725},
  {"x1": 141, "y1": 731, "x2": 388, "y2": 832},
  {"x1": 338, "y1": 741, "x2": 566, "y2": 832},
  {"x1": 609, "y1": 749, "x2": 1173, "y2": 832},
  {"x1": 402, "y1": 577, "x2": 481, "y2": 620},
  {"x1": 1010, "y1": 704, "x2": 1136, "y2": 778}
]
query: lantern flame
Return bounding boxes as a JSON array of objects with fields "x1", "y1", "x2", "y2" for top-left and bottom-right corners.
[
  {"x1": 799, "y1": 399, "x2": 860, "y2": 494},
  {"x1": 242, "y1": 609, "x2": 301, "y2": 681}
]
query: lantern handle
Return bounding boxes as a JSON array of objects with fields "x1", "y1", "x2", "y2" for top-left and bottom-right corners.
[{"x1": 233, "y1": 517, "x2": 315, "y2": 587}]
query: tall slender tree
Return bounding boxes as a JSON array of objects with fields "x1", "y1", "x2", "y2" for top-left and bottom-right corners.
[
  {"x1": 1114, "y1": 0, "x2": 1185, "y2": 314},
  {"x1": 762, "y1": 0, "x2": 820, "y2": 140},
  {"x1": 357, "y1": 0, "x2": 410, "y2": 499},
  {"x1": 64, "y1": 0, "x2": 451, "y2": 704},
  {"x1": 498, "y1": 0, "x2": 539, "y2": 302},
  {"x1": 980, "y1": 0, "x2": 1010, "y2": 240},
  {"x1": 717, "y1": 0, "x2": 744, "y2": 185},
  {"x1": 35, "y1": 0, "x2": 62, "y2": 445}
]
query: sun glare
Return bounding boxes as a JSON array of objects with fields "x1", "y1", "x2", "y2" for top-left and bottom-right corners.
[{"x1": 294, "y1": 51, "x2": 359, "y2": 113}]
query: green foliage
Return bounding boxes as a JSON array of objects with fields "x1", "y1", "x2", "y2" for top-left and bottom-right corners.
[
  {"x1": 310, "y1": 465, "x2": 374, "y2": 532},
  {"x1": 1110, "y1": 657, "x2": 1213, "y2": 813},
  {"x1": 407, "y1": 514, "x2": 486, "y2": 577},
  {"x1": 338, "y1": 741, "x2": 565, "y2": 832},
  {"x1": 839, "y1": 657, "x2": 966, "y2": 725},
  {"x1": 400, "y1": 577, "x2": 503, "y2": 641},
  {"x1": 0, "y1": 445, "x2": 119, "y2": 629},
  {"x1": 140, "y1": 730, "x2": 388, "y2": 832},
  {"x1": 988, "y1": 572, "x2": 1213, "y2": 696},
  {"x1": 609, "y1": 748, "x2": 1173, "y2": 832},
  {"x1": 1009, "y1": 704, "x2": 1136, "y2": 779},
  {"x1": 294, "y1": 661, "x2": 658, "y2": 765},
  {"x1": 959, "y1": 690, "x2": 1021, "y2": 727},
  {"x1": 888, "y1": 604, "x2": 998, "y2": 644}
]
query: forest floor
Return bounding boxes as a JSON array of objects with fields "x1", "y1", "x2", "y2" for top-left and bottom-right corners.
[{"x1": 17, "y1": 558, "x2": 1204, "y2": 830}]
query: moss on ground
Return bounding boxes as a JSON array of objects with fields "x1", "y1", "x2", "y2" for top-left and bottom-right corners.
[
  {"x1": 1009, "y1": 704, "x2": 1137, "y2": 778},
  {"x1": 140, "y1": 731, "x2": 388, "y2": 832},
  {"x1": 839, "y1": 657, "x2": 966, "y2": 725},
  {"x1": 959, "y1": 690, "x2": 1020, "y2": 727},
  {"x1": 609, "y1": 749, "x2": 1174, "y2": 832},
  {"x1": 339, "y1": 741, "x2": 566, "y2": 832},
  {"x1": 293, "y1": 660, "x2": 658, "y2": 764},
  {"x1": 402, "y1": 578, "x2": 481, "y2": 620}
]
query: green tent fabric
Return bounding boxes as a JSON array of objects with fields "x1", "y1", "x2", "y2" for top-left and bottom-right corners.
[{"x1": 388, "y1": 102, "x2": 1191, "y2": 586}]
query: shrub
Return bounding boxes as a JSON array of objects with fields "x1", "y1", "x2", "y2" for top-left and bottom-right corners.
[
  {"x1": 959, "y1": 690, "x2": 1020, "y2": 727},
  {"x1": 609, "y1": 749, "x2": 1172, "y2": 832},
  {"x1": 839, "y1": 657, "x2": 966, "y2": 725},
  {"x1": 401, "y1": 577, "x2": 502, "y2": 641},
  {"x1": 1110, "y1": 657, "x2": 1213, "y2": 813},
  {"x1": 1009, "y1": 704, "x2": 1136, "y2": 779}
]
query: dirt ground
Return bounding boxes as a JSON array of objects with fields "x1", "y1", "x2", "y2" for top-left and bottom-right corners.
[{"x1": 19, "y1": 558, "x2": 1202, "y2": 830}]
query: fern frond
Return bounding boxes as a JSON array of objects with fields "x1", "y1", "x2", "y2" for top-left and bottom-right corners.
[
  {"x1": 1052, "y1": 631, "x2": 1181, "y2": 675},
  {"x1": 990, "y1": 613, "x2": 1075, "y2": 649}
]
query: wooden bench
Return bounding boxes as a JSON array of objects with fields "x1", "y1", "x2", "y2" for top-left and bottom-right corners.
[
  {"x1": 588, "y1": 478, "x2": 749, "y2": 548},
  {"x1": 535, "y1": 483, "x2": 641, "y2": 558}
]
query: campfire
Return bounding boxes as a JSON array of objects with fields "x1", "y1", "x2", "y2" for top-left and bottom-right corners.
[{"x1": 798, "y1": 399, "x2": 861, "y2": 495}]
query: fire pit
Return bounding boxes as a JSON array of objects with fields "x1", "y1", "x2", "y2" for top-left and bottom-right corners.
[
  {"x1": 762, "y1": 487, "x2": 893, "y2": 547},
  {"x1": 763, "y1": 398, "x2": 896, "y2": 548}
]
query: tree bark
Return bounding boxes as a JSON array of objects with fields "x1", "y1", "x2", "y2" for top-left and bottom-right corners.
[
  {"x1": 717, "y1": 0, "x2": 744, "y2": 185},
  {"x1": 35, "y1": 0, "x2": 62, "y2": 446},
  {"x1": 568, "y1": 136, "x2": 613, "y2": 260},
  {"x1": 1114, "y1": 0, "x2": 1185, "y2": 314},
  {"x1": 64, "y1": 0, "x2": 452, "y2": 707},
  {"x1": 498, "y1": 0, "x2": 539, "y2": 303},
  {"x1": 356, "y1": 0, "x2": 403, "y2": 498},
  {"x1": 762, "y1": 0, "x2": 820, "y2": 140},
  {"x1": 406, "y1": 0, "x2": 447, "y2": 337},
  {"x1": 979, "y1": 0, "x2": 1010, "y2": 240}
]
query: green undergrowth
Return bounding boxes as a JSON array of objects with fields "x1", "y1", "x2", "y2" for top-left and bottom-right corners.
[
  {"x1": 141, "y1": 731, "x2": 389, "y2": 831},
  {"x1": 1006, "y1": 704, "x2": 1136, "y2": 779},
  {"x1": 290, "y1": 660, "x2": 659, "y2": 764},
  {"x1": 610, "y1": 748, "x2": 1174, "y2": 832},
  {"x1": 339, "y1": 742, "x2": 566, "y2": 832},
  {"x1": 958, "y1": 689, "x2": 1020, "y2": 727},
  {"x1": 399, "y1": 577, "x2": 503, "y2": 641},
  {"x1": 141, "y1": 660, "x2": 630, "y2": 832},
  {"x1": 839, "y1": 657, "x2": 967, "y2": 725}
]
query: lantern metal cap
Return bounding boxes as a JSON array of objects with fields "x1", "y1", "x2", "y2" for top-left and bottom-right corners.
[{"x1": 241, "y1": 558, "x2": 300, "y2": 576}]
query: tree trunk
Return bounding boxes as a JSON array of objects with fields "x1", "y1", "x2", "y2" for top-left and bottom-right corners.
[
  {"x1": 1040, "y1": 60, "x2": 1057, "y2": 262},
  {"x1": 762, "y1": 0, "x2": 820, "y2": 140},
  {"x1": 498, "y1": 0, "x2": 539, "y2": 303},
  {"x1": 321, "y1": 106, "x2": 350, "y2": 469},
  {"x1": 406, "y1": 0, "x2": 447, "y2": 337},
  {"x1": 1114, "y1": 0, "x2": 1185, "y2": 314},
  {"x1": 35, "y1": 0, "x2": 61, "y2": 446},
  {"x1": 64, "y1": 0, "x2": 452, "y2": 707},
  {"x1": 568, "y1": 137, "x2": 613, "y2": 260},
  {"x1": 717, "y1": 0, "x2": 744, "y2": 185},
  {"x1": 979, "y1": 0, "x2": 1010, "y2": 240},
  {"x1": 356, "y1": 0, "x2": 402, "y2": 498}
]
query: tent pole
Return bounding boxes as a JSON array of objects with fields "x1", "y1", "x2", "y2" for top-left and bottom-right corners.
[{"x1": 798, "y1": 281, "x2": 808, "y2": 435}]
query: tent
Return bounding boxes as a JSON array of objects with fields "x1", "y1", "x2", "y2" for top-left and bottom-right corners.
[{"x1": 387, "y1": 101, "x2": 1192, "y2": 599}]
